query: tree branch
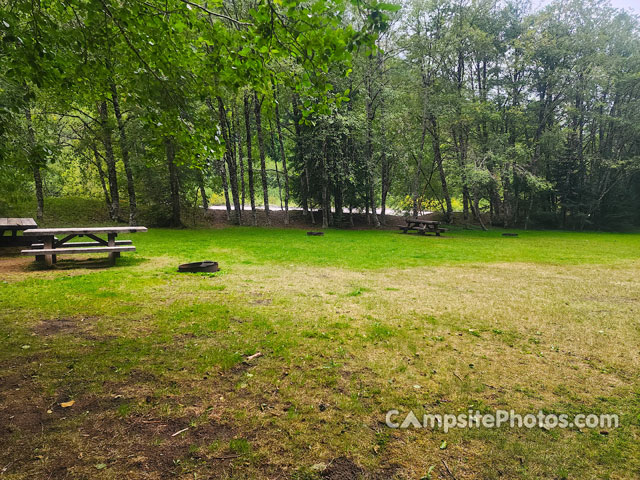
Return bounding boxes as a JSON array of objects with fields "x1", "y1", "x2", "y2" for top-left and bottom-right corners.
[{"x1": 178, "y1": 0, "x2": 251, "y2": 26}]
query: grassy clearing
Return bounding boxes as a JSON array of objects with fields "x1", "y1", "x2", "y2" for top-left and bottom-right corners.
[{"x1": 1, "y1": 227, "x2": 639, "y2": 479}]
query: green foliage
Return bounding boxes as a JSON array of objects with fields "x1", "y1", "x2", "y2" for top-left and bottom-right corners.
[{"x1": 1, "y1": 0, "x2": 640, "y2": 230}]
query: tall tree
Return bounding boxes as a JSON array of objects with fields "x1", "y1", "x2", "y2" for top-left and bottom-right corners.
[{"x1": 254, "y1": 93, "x2": 271, "y2": 225}]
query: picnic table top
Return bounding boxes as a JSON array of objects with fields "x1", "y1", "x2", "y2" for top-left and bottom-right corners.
[
  {"x1": 23, "y1": 226, "x2": 148, "y2": 236},
  {"x1": 0, "y1": 218, "x2": 37, "y2": 229},
  {"x1": 405, "y1": 218, "x2": 439, "y2": 224}
]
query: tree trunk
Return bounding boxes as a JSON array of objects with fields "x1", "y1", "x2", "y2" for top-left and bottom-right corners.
[
  {"x1": 218, "y1": 158, "x2": 231, "y2": 221},
  {"x1": 368, "y1": 181, "x2": 379, "y2": 226},
  {"x1": 470, "y1": 190, "x2": 487, "y2": 231},
  {"x1": 462, "y1": 186, "x2": 470, "y2": 222},
  {"x1": 110, "y1": 82, "x2": 137, "y2": 225},
  {"x1": 300, "y1": 174, "x2": 309, "y2": 216},
  {"x1": 91, "y1": 145, "x2": 112, "y2": 210},
  {"x1": 365, "y1": 194, "x2": 371, "y2": 225},
  {"x1": 334, "y1": 177, "x2": 343, "y2": 227},
  {"x1": 24, "y1": 105, "x2": 44, "y2": 221},
  {"x1": 456, "y1": 120, "x2": 470, "y2": 224},
  {"x1": 197, "y1": 170, "x2": 208, "y2": 210},
  {"x1": 365, "y1": 76, "x2": 380, "y2": 228},
  {"x1": 32, "y1": 166, "x2": 44, "y2": 222},
  {"x1": 380, "y1": 150, "x2": 391, "y2": 225},
  {"x1": 164, "y1": 136, "x2": 182, "y2": 227},
  {"x1": 454, "y1": 51, "x2": 471, "y2": 225},
  {"x1": 305, "y1": 166, "x2": 315, "y2": 225},
  {"x1": 244, "y1": 93, "x2": 257, "y2": 226},
  {"x1": 253, "y1": 92, "x2": 271, "y2": 225},
  {"x1": 269, "y1": 117, "x2": 284, "y2": 210},
  {"x1": 377, "y1": 56, "x2": 391, "y2": 226},
  {"x1": 321, "y1": 136, "x2": 330, "y2": 229},
  {"x1": 428, "y1": 115, "x2": 453, "y2": 223},
  {"x1": 273, "y1": 84, "x2": 290, "y2": 225},
  {"x1": 412, "y1": 139, "x2": 425, "y2": 218},
  {"x1": 98, "y1": 100, "x2": 120, "y2": 221},
  {"x1": 234, "y1": 105, "x2": 246, "y2": 212},
  {"x1": 240, "y1": 144, "x2": 246, "y2": 212},
  {"x1": 218, "y1": 97, "x2": 241, "y2": 225},
  {"x1": 292, "y1": 95, "x2": 308, "y2": 218}
]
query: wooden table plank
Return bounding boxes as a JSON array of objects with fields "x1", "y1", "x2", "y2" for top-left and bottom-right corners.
[
  {"x1": 0, "y1": 218, "x2": 37, "y2": 227},
  {"x1": 22, "y1": 246, "x2": 136, "y2": 255},
  {"x1": 23, "y1": 226, "x2": 147, "y2": 236},
  {"x1": 30, "y1": 240, "x2": 133, "y2": 248},
  {"x1": 0, "y1": 219, "x2": 38, "y2": 246},
  {"x1": 406, "y1": 218, "x2": 439, "y2": 225}
]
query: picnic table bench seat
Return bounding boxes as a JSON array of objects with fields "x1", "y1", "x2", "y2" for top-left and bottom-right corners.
[
  {"x1": 30, "y1": 239, "x2": 133, "y2": 248},
  {"x1": 22, "y1": 246, "x2": 136, "y2": 255}
]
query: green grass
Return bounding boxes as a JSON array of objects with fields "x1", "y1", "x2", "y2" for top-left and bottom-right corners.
[
  {"x1": 1, "y1": 226, "x2": 639, "y2": 479},
  {"x1": 132, "y1": 226, "x2": 640, "y2": 268}
]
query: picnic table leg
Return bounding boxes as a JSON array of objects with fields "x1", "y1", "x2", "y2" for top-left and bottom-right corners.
[
  {"x1": 43, "y1": 236, "x2": 53, "y2": 267},
  {"x1": 108, "y1": 233, "x2": 117, "y2": 265},
  {"x1": 34, "y1": 236, "x2": 44, "y2": 262}
]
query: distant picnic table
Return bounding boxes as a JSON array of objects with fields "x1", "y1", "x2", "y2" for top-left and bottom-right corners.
[
  {"x1": 398, "y1": 218, "x2": 445, "y2": 236},
  {"x1": 0, "y1": 218, "x2": 38, "y2": 246},
  {"x1": 21, "y1": 226, "x2": 147, "y2": 266}
]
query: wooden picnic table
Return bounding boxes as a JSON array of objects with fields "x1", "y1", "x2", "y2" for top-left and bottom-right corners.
[
  {"x1": 21, "y1": 226, "x2": 147, "y2": 266},
  {"x1": 398, "y1": 218, "x2": 444, "y2": 236},
  {"x1": 0, "y1": 218, "x2": 38, "y2": 246}
]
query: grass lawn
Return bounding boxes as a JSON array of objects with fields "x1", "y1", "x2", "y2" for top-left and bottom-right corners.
[{"x1": 1, "y1": 227, "x2": 639, "y2": 479}]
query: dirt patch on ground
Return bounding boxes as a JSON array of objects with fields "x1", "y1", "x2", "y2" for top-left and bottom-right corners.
[
  {"x1": 0, "y1": 253, "x2": 144, "y2": 282},
  {"x1": 0, "y1": 358, "x2": 143, "y2": 444},
  {"x1": 82, "y1": 412, "x2": 238, "y2": 475},
  {"x1": 0, "y1": 354, "x2": 52, "y2": 442},
  {"x1": 38, "y1": 257, "x2": 128, "y2": 270},
  {"x1": 0, "y1": 377, "x2": 50, "y2": 437},
  {"x1": 251, "y1": 298, "x2": 272, "y2": 305},
  {"x1": 33, "y1": 317, "x2": 83, "y2": 336},
  {"x1": 1, "y1": 369, "x2": 241, "y2": 478},
  {"x1": 73, "y1": 392, "x2": 134, "y2": 414},
  {"x1": 320, "y1": 458, "x2": 401, "y2": 480},
  {"x1": 0, "y1": 383, "x2": 126, "y2": 442},
  {"x1": 322, "y1": 457, "x2": 364, "y2": 480},
  {"x1": 31, "y1": 316, "x2": 116, "y2": 341},
  {"x1": 0, "y1": 253, "x2": 109, "y2": 275},
  {"x1": 1, "y1": 402, "x2": 50, "y2": 438},
  {"x1": 0, "y1": 253, "x2": 31, "y2": 271}
]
